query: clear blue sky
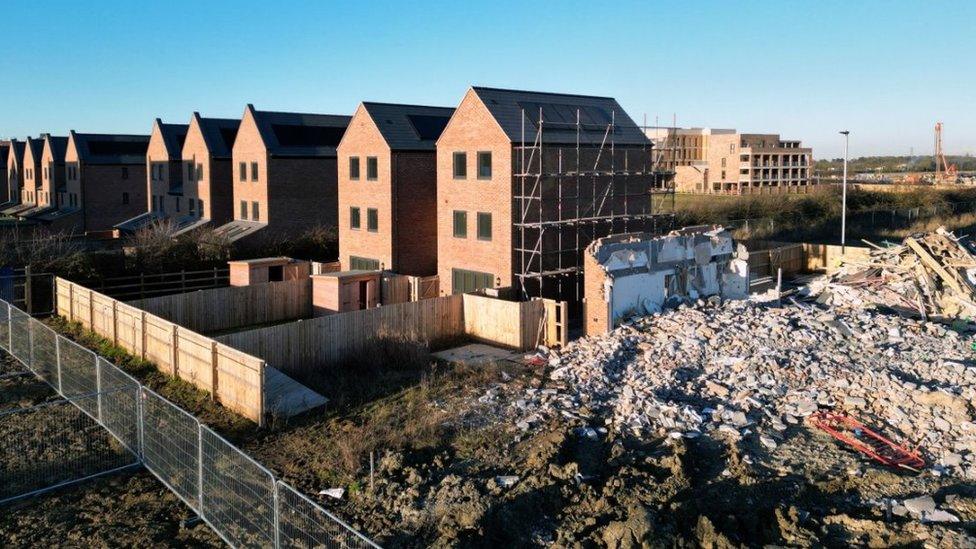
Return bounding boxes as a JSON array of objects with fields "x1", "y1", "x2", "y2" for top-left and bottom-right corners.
[{"x1": 2, "y1": 0, "x2": 973, "y2": 159}]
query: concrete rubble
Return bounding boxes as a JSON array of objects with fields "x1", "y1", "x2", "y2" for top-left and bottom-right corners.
[{"x1": 509, "y1": 294, "x2": 976, "y2": 478}]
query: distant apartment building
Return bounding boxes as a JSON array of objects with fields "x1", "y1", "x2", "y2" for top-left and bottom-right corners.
[
  {"x1": 436, "y1": 87, "x2": 662, "y2": 300},
  {"x1": 646, "y1": 128, "x2": 813, "y2": 194},
  {"x1": 2, "y1": 139, "x2": 25, "y2": 211},
  {"x1": 337, "y1": 102, "x2": 453, "y2": 275},
  {"x1": 65, "y1": 131, "x2": 150, "y2": 232},
  {"x1": 3, "y1": 136, "x2": 45, "y2": 218},
  {"x1": 214, "y1": 104, "x2": 350, "y2": 242}
]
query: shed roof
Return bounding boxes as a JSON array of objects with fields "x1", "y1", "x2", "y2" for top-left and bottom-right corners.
[
  {"x1": 247, "y1": 105, "x2": 351, "y2": 158},
  {"x1": 361, "y1": 102, "x2": 455, "y2": 151},
  {"x1": 470, "y1": 86, "x2": 649, "y2": 146},
  {"x1": 194, "y1": 113, "x2": 239, "y2": 159},
  {"x1": 70, "y1": 131, "x2": 150, "y2": 165}
]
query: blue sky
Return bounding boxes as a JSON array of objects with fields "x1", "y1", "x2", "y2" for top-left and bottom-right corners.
[{"x1": 2, "y1": 0, "x2": 973, "y2": 159}]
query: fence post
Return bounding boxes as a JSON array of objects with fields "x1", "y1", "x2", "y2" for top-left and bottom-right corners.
[
  {"x1": 112, "y1": 301, "x2": 118, "y2": 346},
  {"x1": 181, "y1": 270, "x2": 186, "y2": 293},
  {"x1": 197, "y1": 423, "x2": 204, "y2": 514},
  {"x1": 95, "y1": 356, "x2": 103, "y2": 421},
  {"x1": 140, "y1": 311, "x2": 147, "y2": 360},
  {"x1": 171, "y1": 324, "x2": 179, "y2": 377},
  {"x1": 25, "y1": 264, "x2": 32, "y2": 315},
  {"x1": 55, "y1": 334, "x2": 63, "y2": 394},
  {"x1": 88, "y1": 289, "x2": 95, "y2": 329},
  {"x1": 210, "y1": 341, "x2": 219, "y2": 401},
  {"x1": 137, "y1": 387, "x2": 145, "y2": 461},
  {"x1": 273, "y1": 482, "x2": 281, "y2": 549},
  {"x1": 258, "y1": 361, "x2": 266, "y2": 427},
  {"x1": 68, "y1": 282, "x2": 74, "y2": 322},
  {"x1": 7, "y1": 305, "x2": 11, "y2": 354}
]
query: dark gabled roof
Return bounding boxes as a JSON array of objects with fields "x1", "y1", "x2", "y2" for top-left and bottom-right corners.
[
  {"x1": 8, "y1": 140, "x2": 25, "y2": 167},
  {"x1": 194, "y1": 113, "x2": 239, "y2": 159},
  {"x1": 154, "y1": 120, "x2": 189, "y2": 159},
  {"x1": 247, "y1": 105, "x2": 351, "y2": 158},
  {"x1": 44, "y1": 135, "x2": 69, "y2": 162},
  {"x1": 469, "y1": 86, "x2": 649, "y2": 146},
  {"x1": 0, "y1": 142, "x2": 8, "y2": 165},
  {"x1": 70, "y1": 131, "x2": 149, "y2": 165},
  {"x1": 360, "y1": 102, "x2": 455, "y2": 151},
  {"x1": 24, "y1": 136, "x2": 44, "y2": 165}
]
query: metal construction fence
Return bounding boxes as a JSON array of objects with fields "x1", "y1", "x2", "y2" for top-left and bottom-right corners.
[{"x1": 0, "y1": 298, "x2": 379, "y2": 548}]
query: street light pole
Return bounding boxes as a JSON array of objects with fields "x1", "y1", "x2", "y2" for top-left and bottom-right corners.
[{"x1": 840, "y1": 131, "x2": 850, "y2": 254}]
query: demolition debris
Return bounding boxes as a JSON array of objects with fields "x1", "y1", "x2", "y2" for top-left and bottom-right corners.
[
  {"x1": 510, "y1": 294, "x2": 976, "y2": 477},
  {"x1": 805, "y1": 226, "x2": 976, "y2": 321}
]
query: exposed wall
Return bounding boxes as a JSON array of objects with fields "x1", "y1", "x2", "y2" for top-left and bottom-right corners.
[
  {"x1": 81, "y1": 164, "x2": 149, "y2": 231},
  {"x1": 584, "y1": 227, "x2": 749, "y2": 335}
]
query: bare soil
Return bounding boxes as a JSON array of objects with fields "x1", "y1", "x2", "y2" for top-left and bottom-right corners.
[{"x1": 6, "y1": 318, "x2": 976, "y2": 547}]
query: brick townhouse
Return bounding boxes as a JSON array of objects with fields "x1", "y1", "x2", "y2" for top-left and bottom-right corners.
[
  {"x1": 0, "y1": 141, "x2": 8, "y2": 206},
  {"x1": 214, "y1": 104, "x2": 351, "y2": 242},
  {"x1": 7, "y1": 136, "x2": 44, "y2": 216},
  {"x1": 436, "y1": 86, "x2": 659, "y2": 301},
  {"x1": 337, "y1": 102, "x2": 453, "y2": 274},
  {"x1": 64, "y1": 131, "x2": 150, "y2": 232},
  {"x1": 2, "y1": 139, "x2": 25, "y2": 211},
  {"x1": 179, "y1": 112, "x2": 239, "y2": 227},
  {"x1": 115, "y1": 119, "x2": 187, "y2": 233},
  {"x1": 21, "y1": 134, "x2": 69, "y2": 222}
]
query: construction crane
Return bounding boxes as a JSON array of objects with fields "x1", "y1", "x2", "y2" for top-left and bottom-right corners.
[{"x1": 934, "y1": 122, "x2": 959, "y2": 183}]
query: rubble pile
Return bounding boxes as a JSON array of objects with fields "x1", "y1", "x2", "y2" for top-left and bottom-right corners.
[
  {"x1": 805, "y1": 227, "x2": 976, "y2": 320},
  {"x1": 510, "y1": 298, "x2": 976, "y2": 477}
]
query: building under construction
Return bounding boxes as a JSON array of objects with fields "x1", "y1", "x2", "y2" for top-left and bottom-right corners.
[{"x1": 436, "y1": 87, "x2": 674, "y2": 314}]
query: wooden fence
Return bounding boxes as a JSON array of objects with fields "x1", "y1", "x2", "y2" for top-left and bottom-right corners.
[
  {"x1": 127, "y1": 279, "x2": 311, "y2": 334},
  {"x1": 217, "y1": 292, "x2": 567, "y2": 377},
  {"x1": 56, "y1": 278, "x2": 266, "y2": 423},
  {"x1": 218, "y1": 294, "x2": 466, "y2": 377},
  {"x1": 745, "y1": 241, "x2": 806, "y2": 278},
  {"x1": 80, "y1": 267, "x2": 229, "y2": 301}
]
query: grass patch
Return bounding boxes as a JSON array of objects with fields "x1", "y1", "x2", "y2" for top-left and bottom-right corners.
[{"x1": 44, "y1": 316, "x2": 256, "y2": 440}]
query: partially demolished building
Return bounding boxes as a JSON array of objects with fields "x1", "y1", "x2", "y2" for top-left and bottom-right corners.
[{"x1": 583, "y1": 225, "x2": 749, "y2": 335}]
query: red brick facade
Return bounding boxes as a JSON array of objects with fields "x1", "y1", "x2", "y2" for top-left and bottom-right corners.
[
  {"x1": 436, "y1": 89, "x2": 513, "y2": 294},
  {"x1": 337, "y1": 103, "x2": 441, "y2": 276},
  {"x1": 181, "y1": 113, "x2": 237, "y2": 225},
  {"x1": 65, "y1": 132, "x2": 149, "y2": 232}
]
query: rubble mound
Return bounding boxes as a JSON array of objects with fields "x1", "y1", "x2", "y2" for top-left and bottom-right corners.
[{"x1": 513, "y1": 298, "x2": 976, "y2": 477}]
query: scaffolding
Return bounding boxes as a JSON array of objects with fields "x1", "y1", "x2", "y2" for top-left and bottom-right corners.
[{"x1": 514, "y1": 108, "x2": 676, "y2": 305}]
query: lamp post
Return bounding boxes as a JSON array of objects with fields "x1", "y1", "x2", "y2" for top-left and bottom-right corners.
[{"x1": 840, "y1": 130, "x2": 850, "y2": 254}]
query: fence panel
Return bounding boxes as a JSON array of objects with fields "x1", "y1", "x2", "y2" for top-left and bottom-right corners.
[
  {"x1": 29, "y1": 320, "x2": 59, "y2": 387},
  {"x1": 58, "y1": 336, "x2": 99, "y2": 408},
  {"x1": 140, "y1": 388, "x2": 201, "y2": 510},
  {"x1": 276, "y1": 481, "x2": 379, "y2": 549},
  {"x1": 0, "y1": 300, "x2": 9, "y2": 352},
  {"x1": 9, "y1": 306, "x2": 31, "y2": 365},
  {"x1": 97, "y1": 358, "x2": 141, "y2": 454},
  {"x1": 0, "y1": 394, "x2": 138, "y2": 504},
  {"x1": 200, "y1": 427, "x2": 277, "y2": 548}
]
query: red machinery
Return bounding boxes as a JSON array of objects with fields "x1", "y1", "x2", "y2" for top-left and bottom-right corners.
[{"x1": 808, "y1": 410, "x2": 925, "y2": 472}]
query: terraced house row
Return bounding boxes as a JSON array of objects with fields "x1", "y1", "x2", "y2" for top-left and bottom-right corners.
[{"x1": 4, "y1": 85, "x2": 673, "y2": 305}]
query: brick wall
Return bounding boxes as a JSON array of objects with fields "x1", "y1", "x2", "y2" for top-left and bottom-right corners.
[
  {"x1": 182, "y1": 119, "x2": 234, "y2": 224},
  {"x1": 436, "y1": 89, "x2": 513, "y2": 294},
  {"x1": 41, "y1": 140, "x2": 65, "y2": 208},
  {"x1": 393, "y1": 151, "x2": 438, "y2": 275},
  {"x1": 80, "y1": 164, "x2": 149, "y2": 232},
  {"x1": 268, "y1": 157, "x2": 339, "y2": 232},
  {"x1": 338, "y1": 106, "x2": 393, "y2": 269},
  {"x1": 22, "y1": 140, "x2": 42, "y2": 203},
  {"x1": 146, "y1": 126, "x2": 179, "y2": 214},
  {"x1": 231, "y1": 108, "x2": 269, "y2": 224},
  {"x1": 0, "y1": 146, "x2": 7, "y2": 204},
  {"x1": 582, "y1": 247, "x2": 609, "y2": 336}
]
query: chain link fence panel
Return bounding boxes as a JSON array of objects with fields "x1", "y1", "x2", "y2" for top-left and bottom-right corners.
[
  {"x1": 29, "y1": 319, "x2": 59, "y2": 387},
  {"x1": 200, "y1": 426, "x2": 277, "y2": 548},
  {"x1": 97, "y1": 358, "x2": 141, "y2": 455},
  {"x1": 0, "y1": 393, "x2": 139, "y2": 504},
  {"x1": 140, "y1": 387, "x2": 201, "y2": 510},
  {"x1": 9, "y1": 306, "x2": 31, "y2": 366},
  {"x1": 0, "y1": 300, "x2": 9, "y2": 353},
  {"x1": 276, "y1": 481, "x2": 381, "y2": 548}
]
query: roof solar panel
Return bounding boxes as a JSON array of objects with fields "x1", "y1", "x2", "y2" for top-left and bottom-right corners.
[
  {"x1": 271, "y1": 124, "x2": 346, "y2": 148},
  {"x1": 406, "y1": 114, "x2": 451, "y2": 141}
]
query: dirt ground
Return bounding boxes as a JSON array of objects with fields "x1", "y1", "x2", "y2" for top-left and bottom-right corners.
[{"x1": 5, "y1": 322, "x2": 976, "y2": 547}]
